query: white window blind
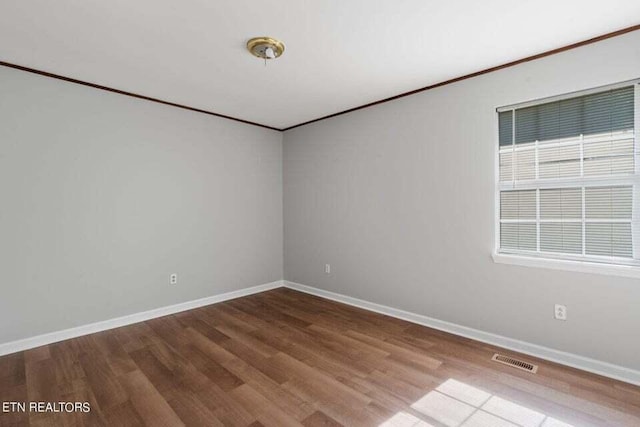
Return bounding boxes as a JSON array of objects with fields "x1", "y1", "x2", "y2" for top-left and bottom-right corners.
[{"x1": 497, "y1": 83, "x2": 640, "y2": 266}]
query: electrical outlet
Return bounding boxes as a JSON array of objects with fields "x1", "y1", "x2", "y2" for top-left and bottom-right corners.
[
  {"x1": 554, "y1": 304, "x2": 567, "y2": 321},
  {"x1": 170, "y1": 273, "x2": 178, "y2": 285},
  {"x1": 325, "y1": 264, "x2": 331, "y2": 274}
]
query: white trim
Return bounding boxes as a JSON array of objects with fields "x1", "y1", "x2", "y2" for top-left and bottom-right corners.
[
  {"x1": 0, "y1": 280, "x2": 284, "y2": 357},
  {"x1": 4, "y1": 278, "x2": 639, "y2": 387},
  {"x1": 493, "y1": 252, "x2": 640, "y2": 278},
  {"x1": 283, "y1": 280, "x2": 640, "y2": 387},
  {"x1": 633, "y1": 83, "x2": 640, "y2": 259},
  {"x1": 499, "y1": 175, "x2": 640, "y2": 191},
  {"x1": 496, "y1": 79, "x2": 639, "y2": 112},
  {"x1": 496, "y1": 82, "x2": 640, "y2": 268},
  {"x1": 494, "y1": 109, "x2": 502, "y2": 263}
]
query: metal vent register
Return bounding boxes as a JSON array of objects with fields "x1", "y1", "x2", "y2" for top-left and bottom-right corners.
[{"x1": 492, "y1": 353, "x2": 538, "y2": 373}]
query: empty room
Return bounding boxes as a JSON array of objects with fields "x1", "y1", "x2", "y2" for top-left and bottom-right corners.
[{"x1": 1, "y1": 1, "x2": 640, "y2": 426}]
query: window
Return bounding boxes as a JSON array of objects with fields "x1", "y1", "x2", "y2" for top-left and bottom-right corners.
[{"x1": 496, "y1": 82, "x2": 640, "y2": 268}]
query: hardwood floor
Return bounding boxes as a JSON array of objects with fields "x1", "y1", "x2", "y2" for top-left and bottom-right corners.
[{"x1": 1, "y1": 288, "x2": 639, "y2": 426}]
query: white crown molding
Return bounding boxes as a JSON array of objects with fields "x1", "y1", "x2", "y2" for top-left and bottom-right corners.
[
  {"x1": 0, "y1": 280, "x2": 284, "y2": 357},
  {"x1": 283, "y1": 280, "x2": 640, "y2": 387}
]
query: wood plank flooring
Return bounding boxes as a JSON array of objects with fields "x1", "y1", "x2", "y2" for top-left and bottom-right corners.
[{"x1": 1, "y1": 288, "x2": 639, "y2": 426}]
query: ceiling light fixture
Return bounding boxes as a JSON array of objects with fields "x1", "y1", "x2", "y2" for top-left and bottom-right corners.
[{"x1": 247, "y1": 37, "x2": 285, "y2": 66}]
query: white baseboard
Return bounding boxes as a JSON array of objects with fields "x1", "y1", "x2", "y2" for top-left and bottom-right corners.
[
  {"x1": 283, "y1": 280, "x2": 640, "y2": 387},
  {"x1": 0, "y1": 280, "x2": 284, "y2": 357},
  {"x1": 4, "y1": 278, "x2": 638, "y2": 387}
]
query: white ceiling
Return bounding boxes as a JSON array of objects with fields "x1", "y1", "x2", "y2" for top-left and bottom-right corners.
[{"x1": 1, "y1": 1, "x2": 639, "y2": 129}]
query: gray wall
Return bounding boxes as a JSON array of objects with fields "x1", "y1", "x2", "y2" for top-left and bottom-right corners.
[
  {"x1": 0, "y1": 66, "x2": 283, "y2": 344},
  {"x1": 283, "y1": 31, "x2": 640, "y2": 370}
]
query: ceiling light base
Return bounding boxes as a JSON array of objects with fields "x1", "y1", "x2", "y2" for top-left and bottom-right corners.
[{"x1": 247, "y1": 37, "x2": 285, "y2": 60}]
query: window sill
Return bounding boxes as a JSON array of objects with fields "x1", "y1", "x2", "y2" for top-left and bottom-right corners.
[{"x1": 492, "y1": 253, "x2": 640, "y2": 279}]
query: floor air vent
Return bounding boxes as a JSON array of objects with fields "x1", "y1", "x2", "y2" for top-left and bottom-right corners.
[{"x1": 491, "y1": 353, "x2": 538, "y2": 373}]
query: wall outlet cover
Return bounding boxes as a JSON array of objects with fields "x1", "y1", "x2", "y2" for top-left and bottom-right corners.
[{"x1": 554, "y1": 304, "x2": 567, "y2": 321}]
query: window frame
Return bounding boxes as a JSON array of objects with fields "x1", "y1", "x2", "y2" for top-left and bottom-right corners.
[{"x1": 493, "y1": 79, "x2": 640, "y2": 277}]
